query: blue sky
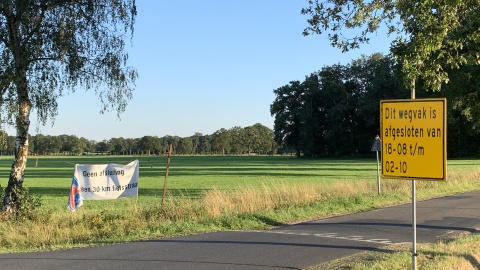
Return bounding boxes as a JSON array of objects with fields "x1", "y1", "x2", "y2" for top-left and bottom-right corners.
[{"x1": 17, "y1": 1, "x2": 391, "y2": 141}]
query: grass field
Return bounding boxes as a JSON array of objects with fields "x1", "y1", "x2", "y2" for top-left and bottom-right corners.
[
  {"x1": 1, "y1": 155, "x2": 480, "y2": 265},
  {"x1": 0, "y1": 155, "x2": 479, "y2": 218},
  {"x1": 3, "y1": 155, "x2": 476, "y2": 201},
  {"x1": 0, "y1": 155, "x2": 393, "y2": 211}
]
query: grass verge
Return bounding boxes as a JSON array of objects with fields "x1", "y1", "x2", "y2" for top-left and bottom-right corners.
[
  {"x1": 1, "y1": 166, "x2": 480, "y2": 255},
  {"x1": 308, "y1": 232, "x2": 480, "y2": 270},
  {"x1": 0, "y1": 158, "x2": 480, "y2": 269}
]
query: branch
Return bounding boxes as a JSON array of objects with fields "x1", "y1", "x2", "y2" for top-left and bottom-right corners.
[{"x1": 24, "y1": 2, "x2": 50, "y2": 44}]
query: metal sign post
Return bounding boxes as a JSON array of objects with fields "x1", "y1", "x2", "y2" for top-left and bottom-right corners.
[
  {"x1": 371, "y1": 135, "x2": 382, "y2": 195},
  {"x1": 380, "y1": 95, "x2": 447, "y2": 270},
  {"x1": 411, "y1": 87, "x2": 417, "y2": 270},
  {"x1": 412, "y1": 179, "x2": 417, "y2": 270},
  {"x1": 161, "y1": 144, "x2": 173, "y2": 209}
]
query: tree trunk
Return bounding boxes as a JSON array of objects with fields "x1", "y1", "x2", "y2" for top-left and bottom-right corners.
[
  {"x1": 1, "y1": 3, "x2": 33, "y2": 213},
  {"x1": 2, "y1": 82, "x2": 32, "y2": 212}
]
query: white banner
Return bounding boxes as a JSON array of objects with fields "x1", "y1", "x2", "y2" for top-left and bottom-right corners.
[{"x1": 68, "y1": 160, "x2": 139, "y2": 210}]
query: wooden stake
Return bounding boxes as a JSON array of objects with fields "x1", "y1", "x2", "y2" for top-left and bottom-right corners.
[{"x1": 161, "y1": 144, "x2": 173, "y2": 209}]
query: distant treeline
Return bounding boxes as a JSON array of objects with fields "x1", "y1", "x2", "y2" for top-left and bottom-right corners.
[
  {"x1": 0, "y1": 123, "x2": 277, "y2": 156},
  {"x1": 270, "y1": 53, "x2": 480, "y2": 158}
]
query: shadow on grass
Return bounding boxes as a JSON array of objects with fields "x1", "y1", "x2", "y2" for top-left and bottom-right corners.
[
  {"x1": 419, "y1": 249, "x2": 480, "y2": 270},
  {"x1": 25, "y1": 186, "x2": 210, "y2": 199},
  {"x1": 0, "y1": 156, "x2": 380, "y2": 179},
  {"x1": 7, "y1": 167, "x2": 378, "y2": 180},
  {"x1": 250, "y1": 214, "x2": 285, "y2": 227}
]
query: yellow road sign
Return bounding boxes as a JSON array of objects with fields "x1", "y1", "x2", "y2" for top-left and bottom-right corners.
[{"x1": 380, "y1": 98, "x2": 447, "y2": 181}]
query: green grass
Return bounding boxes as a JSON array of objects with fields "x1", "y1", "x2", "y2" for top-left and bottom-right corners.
[
  {"x1": 0, "y1": 155, "x2": 479, "y2": 258},
  {"x1": 310, "y1": 233, "x2": 480, "y2": 270},
  {"x1": 0, "y1": 155, "x2": 477, "y2": 215},
  {"x1": 1, "y1": 155, "x2": 387, "y2": 210}
]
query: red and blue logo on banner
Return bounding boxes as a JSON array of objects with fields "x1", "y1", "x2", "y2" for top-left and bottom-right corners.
[{"x1": 67, "y1": 176, "x2": 83, "y2": 211}]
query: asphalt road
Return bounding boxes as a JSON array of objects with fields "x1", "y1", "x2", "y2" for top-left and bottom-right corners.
[{"x1": 2, "y1": 190, "x2": 480, "y2": 270}]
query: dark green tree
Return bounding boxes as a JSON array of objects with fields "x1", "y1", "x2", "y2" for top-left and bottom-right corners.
[
  {"x1": 317, "y1": 64, "x2": 352, "y2": 156},
  {"x1": 270, "y1": 81, "x2": 304, "y2": 157},
  {"x1": 46, "y1": 135, "x2": 62, "y2": 155},
  {"x1": 190, "y1": 133, "x2": 202, "y2": 154},
  {"x1": 298, "y1": 73, "x2": 322, "y2": 157},
  {"x1": 302, "y1": 0, "x2": 480, "y2": 91},
  {"x1": 349, "y1": 54, "x2": 409, "y2": 154},
  {"x1": 110, "y1": 137, "x2": 127, "y2": 155},
  {"x1": 417, "y1": 64, "x2": 480, "y2": 157},
  {"x1": 211, "y1": 128, "x2": 231, "y2": 155},
  {"x1": 58, "y1": 134, "x2": 83, "y2": 155},
  {"x1": 271, "y1": 54, "x2": 407, "y2": 157},
  {"x1": 249, "y1": 123, "x2": 276, "y2": 155},
  {"x1": 125, "y1": 138, "x2": 139, "y2": 155},
  {"x1": 243, "y1": 126, "x2": 258, "y2": 155},
  {"x1": 199, "y1": 134, "x2": 212, "y2": 155},
  {"x1": 138, "y1": 136, "x2": 160, "y2": 155},
  {"x1": 177, "y1": 137, "x2": 194, "y2": 155},
  {"x1": 95, "y1": 139, "x2": 113, "y2": 155},
  {"x1": 79, "y1": 137, "x2": 93, "y2": 154},
  {"x1": 229, "y1": 126, "x2": 246, "y2": 155}
]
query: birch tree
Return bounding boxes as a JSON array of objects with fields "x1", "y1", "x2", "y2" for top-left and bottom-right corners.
[{"x1": 0, "y1": 0, "x2": 137, "y2": 212}]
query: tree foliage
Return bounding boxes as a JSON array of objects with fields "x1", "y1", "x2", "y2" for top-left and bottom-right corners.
[
  {"x1": 271, "y1": 52, "x2": 480, "y2": 157},
  {"x1": 271, "y1": 54, "x2": 409, "y2": 157},
  {"x1": 0, "y1": 0, "x2": 138, "y2": 122},
  {"x1": 0, "y1": 0, "x2": 137, "y2": 212},
  {"x1": 302, "y1": 0, "x2": 480, "y2": 90},
  {"x1": 16, "y1": 123, "x2": 277, "y2": 157}
]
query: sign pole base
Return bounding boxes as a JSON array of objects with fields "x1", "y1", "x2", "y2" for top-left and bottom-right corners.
[
  {"x1": 412, "y1": 179, "x2": 417, "y2": 270},
  {"x1": 376, "y1": 151, "x2": 380, "y2": 195}
]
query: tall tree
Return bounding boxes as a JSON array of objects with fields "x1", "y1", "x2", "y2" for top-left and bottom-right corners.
[
  {"x1": 298, "y1": 73, "x2": 321, "y2": 157},
  {"x1": 199, "y1": 134, "x2": 212, "y2": 155},
  {"x1": 229, "y1": 126, "x2": 246, "y2": 155},
  {"x1": 270, "y1": 54, "x2": 406, "y2": 157},
  {"x1": 176, "y1": 137, "x2": 193, "y2": 155},
  {"x1": 110, "y1": 137, "x2": 127, "y2": 155},
  {"x1": 125, "y1": 138, "x2": 139, "y2": 155},
  {"x1": 47, "y1": 135, "x2": 63, "y2": 155},
  {"x1": 249, "y1": 123, "x2": 276, "y2": 155},
  {"x1": 211, "y1": 128, "x2": 231, "y2": 155},
  {"x1": 270, "y1": 81, "x2": 304, "y2": 157},
  {"x1": 301, "y1": 0, "x2": 480, "y2": 90},
  {"x1": 317, "y1": 64, "x2": 351, "y2": 156},
  {"x1": 352, "y1": 54, "x2": 408, "y2": 153},
  {"x1": 190, "y1": 133, "x2": 202, "y2": 154},
  {"x1": 96, "y1": 139, "x2": 113, "y2": 155},
  {"x1": 0, "y1": 1, "x2": 137, "y2": 211},
  {"x1": 160, "y1": 135, "x2": 178, "y2": 154},
  {"x1": 138, "y1": 136, "x2": 159, "y2": 155},
  {"x1": 243, "y1": 126, "x2": 258, "y2": 155}
]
